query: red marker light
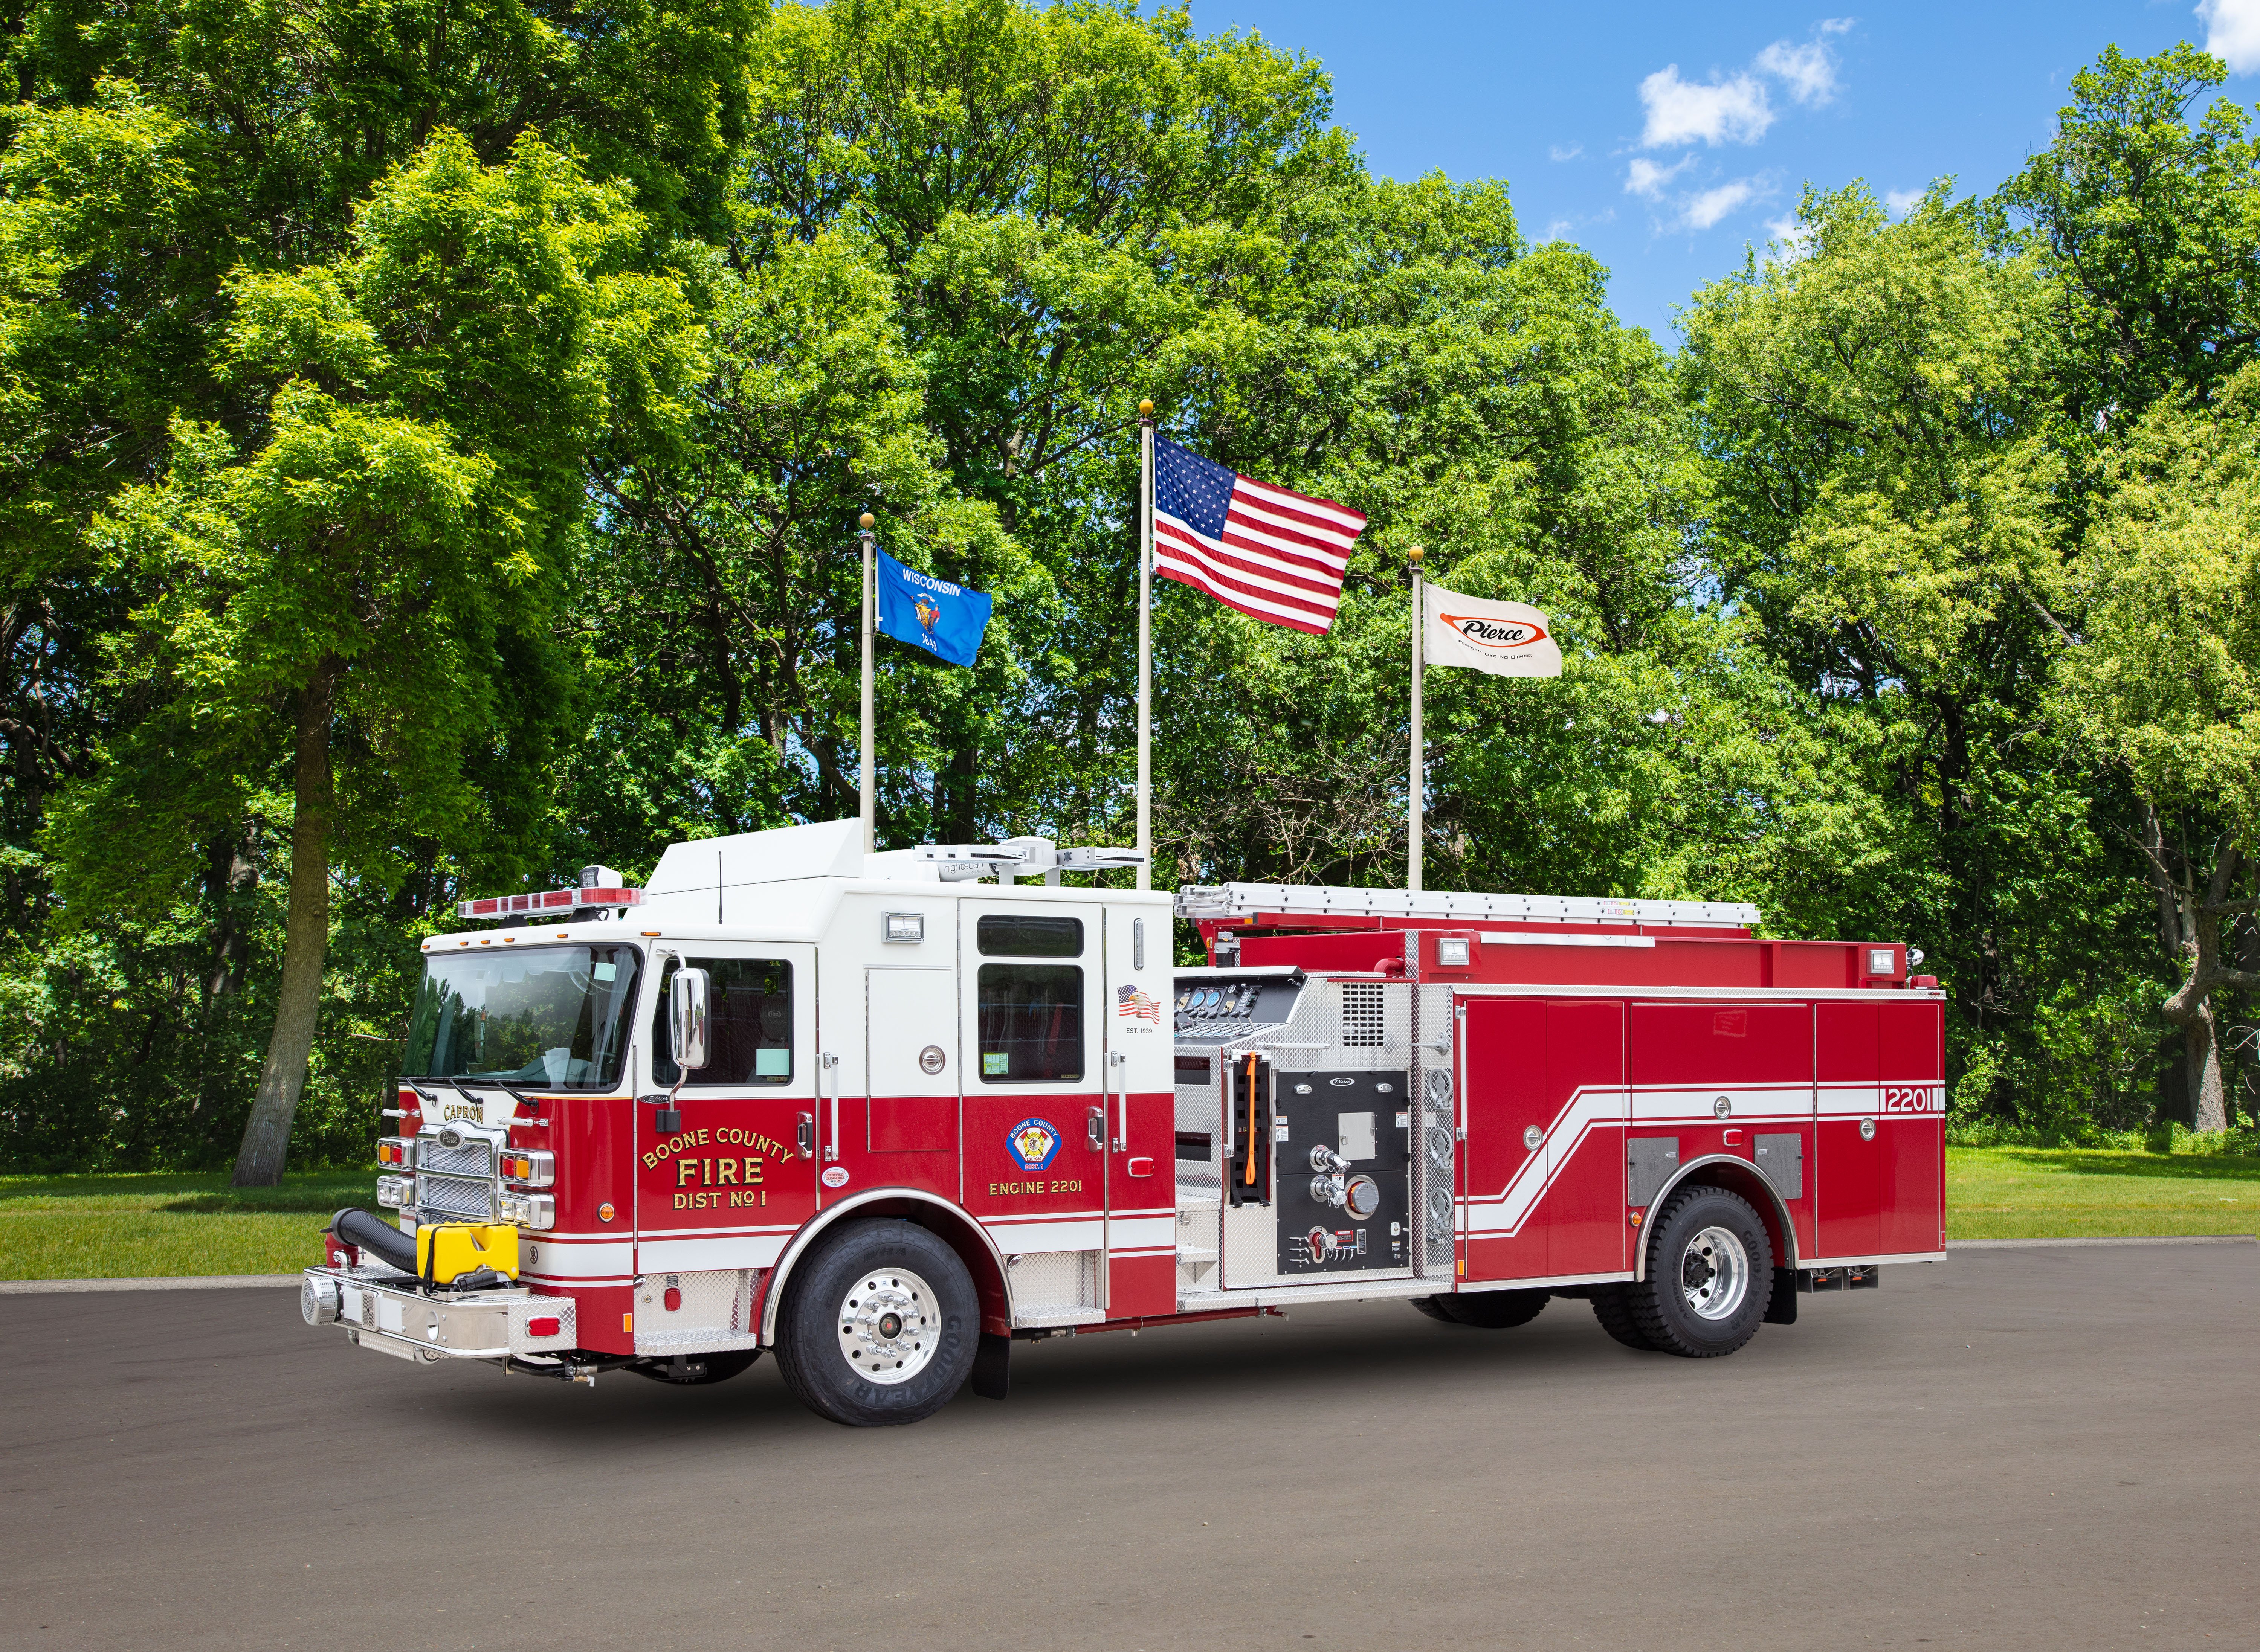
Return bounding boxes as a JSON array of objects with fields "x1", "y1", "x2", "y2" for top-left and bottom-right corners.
[
  {"x1": 527, "y1": 1316, "x2": 562, "y2": 1338},
  {"x1": 663, "y1": 1287, "x2": 682, "y2": 1312}
]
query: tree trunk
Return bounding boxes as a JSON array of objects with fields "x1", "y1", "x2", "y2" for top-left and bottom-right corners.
[
  {"x1": 2185, "y1": 1000, "x2": 2229, "y2": 1133},
  {"x1": 231, "y1": 663, "x2": 339, "y2": 1187}
]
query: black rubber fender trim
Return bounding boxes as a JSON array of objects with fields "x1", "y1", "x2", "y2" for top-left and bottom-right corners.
[
  {"x1": 331, "y1": 1207, "x2": 417, "y2": 1273},
  {"x1": 971, "y1": 1331, "x2": 1011, "y2": 1400},
  {"x1": 1765, "y1": 1264, "x2": 1799, "y2": 1324}
]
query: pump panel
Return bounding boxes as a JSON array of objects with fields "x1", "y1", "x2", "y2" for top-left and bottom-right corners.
[{"x1": 1274, "y1": 1069, "x2": 1411, "y2": 1274}]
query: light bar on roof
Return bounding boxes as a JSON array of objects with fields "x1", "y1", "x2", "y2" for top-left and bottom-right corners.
[{"x1": 455, "y1": 885, "x2": 643, "y2": 921}]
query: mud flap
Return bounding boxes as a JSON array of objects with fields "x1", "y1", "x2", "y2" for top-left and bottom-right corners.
[
  {"x1": 971, "y1": 1331, "x2": 1011, "y2": 1400},
  {"x1": 1764, "y1": 1265, "x2": 1799, "y2": 1325}
]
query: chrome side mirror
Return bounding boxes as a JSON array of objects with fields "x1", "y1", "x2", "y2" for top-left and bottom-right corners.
[{"x1": 669, "y1": 967, "x2": 711, "y2": 1073}]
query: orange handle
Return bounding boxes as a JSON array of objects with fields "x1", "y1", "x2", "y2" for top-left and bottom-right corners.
[{"x1": 1243, "y1": 1054, "x2": 1259, "y2": 1188}]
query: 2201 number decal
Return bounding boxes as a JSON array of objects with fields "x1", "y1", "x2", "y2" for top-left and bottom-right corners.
[{"x1": 1882, "y1": 1086, "x2": 1944, "y2": 1113}]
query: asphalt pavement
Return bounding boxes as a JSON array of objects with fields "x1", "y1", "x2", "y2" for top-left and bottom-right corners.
[{"x1": 4, "y1": 1243, "x2": 2254, "y2": 1651}]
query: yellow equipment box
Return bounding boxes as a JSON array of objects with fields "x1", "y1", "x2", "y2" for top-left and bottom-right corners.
[{"x1": 415, "y1": 1222, "x2": 519, "y2": 1284}]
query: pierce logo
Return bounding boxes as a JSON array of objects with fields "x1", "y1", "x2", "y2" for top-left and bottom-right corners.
[{"x1": 1440, "y1": 612, "x2": 1549, "y2": 651}]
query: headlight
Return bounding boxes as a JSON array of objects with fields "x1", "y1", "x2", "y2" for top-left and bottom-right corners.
[
  {"x1": 499, "y1": 1149, "x2": 555, "y2": 1188},
  {"x1": 376, "y1": 1175, "x2": 410, "y2": 1209},
  {"x1": 502, "y1": 1192, "x2": 555, "y2": 1230}
]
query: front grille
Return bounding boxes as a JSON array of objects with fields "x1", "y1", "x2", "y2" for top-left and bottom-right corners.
[
  {"x1": 415, "y1": 1135, "x2": 495, "y2": 1177},
  {"x1": 416, "y1": 1171, "x2": 498, "y2": 1222}
]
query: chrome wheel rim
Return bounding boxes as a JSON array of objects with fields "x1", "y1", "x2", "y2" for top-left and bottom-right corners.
[
  {"x1": 836, "y1": 1266, "x2": 939, "y2": 1385},
  {"x1": 1680, "y1": 1225, "x2": 1750, "y2": 1321}
]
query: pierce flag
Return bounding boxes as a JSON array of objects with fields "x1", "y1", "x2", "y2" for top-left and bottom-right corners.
[
  {"x1": 875, "y1": 548, "x2": 993, "y2": 668},
  {"x1": 1422, "y1": 583, "x2": 1561, "y2": 677}
]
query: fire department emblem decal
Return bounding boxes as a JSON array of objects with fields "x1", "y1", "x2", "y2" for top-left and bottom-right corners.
[{"x1": 1006, "y1": 1118, "x2": 1062, "y2": 1172}]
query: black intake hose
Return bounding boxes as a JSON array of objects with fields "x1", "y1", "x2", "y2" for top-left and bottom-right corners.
[{"x1": 330, "y1": 1207, "x2": 417, "y2": 1273}]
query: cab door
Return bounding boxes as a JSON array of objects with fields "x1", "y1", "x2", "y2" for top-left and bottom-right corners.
[
  {"x1": 635, "y1": 943, "x2": 819, "y2": 1277},
  {"x1": 959, "y1": 900, "x2": 1109, "y2": 1321},
  {"x1": 845, "y1": 965, "x2": 959, "y2": 1196}
]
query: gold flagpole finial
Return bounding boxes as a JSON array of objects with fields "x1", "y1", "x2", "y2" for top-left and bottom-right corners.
[
  {"x1": 858, "y1": 512, "x2": 875, "y2": 531},
  {"x1": 1408, "y1": 544, "x2": 1424, "y2": 566},
  {"x1": 1138, "y1": 399, "x2": 1154, "y2": 418}
]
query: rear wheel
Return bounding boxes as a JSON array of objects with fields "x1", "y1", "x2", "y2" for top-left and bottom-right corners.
[
  {"x1": 1409, "y1": 1295, "x2": 1457, "y2": 1323},
  {"x1": 775, "y1": 1219, "x2": 978, "y2": 1426},
  {"x1": 1625, "y1": 1185, "x2": 1773, "y2": 1358},
  {"x1": 1587, "y1": 1286, "x2": 1658, "y2": 1350},
  {"x1": 630, "y1": 1349, "x2": 760, "y2": 1386},
  {"x1": 1438, "y1": 1289, "x2": 1548, "y2": 1329}
]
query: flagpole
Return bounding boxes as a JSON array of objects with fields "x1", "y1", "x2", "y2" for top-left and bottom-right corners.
[
  {"x1": 1136, "y1": 400, "x2": 1155, "y2": 891},
  {"x1": 858, "y1": 511, "x2": 876, "y2": 855},
  {"x1": 1408, "y1": 544, "x2": 1424, "y2": 894}
]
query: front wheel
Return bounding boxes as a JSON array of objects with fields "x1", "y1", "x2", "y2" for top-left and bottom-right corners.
[
  {"x1": 1625, "y1": 1185, "x2": 1774, "y2": 1358},
  {"x1": 774, "y1": 1219, "x2": 978, "y2": 1426}
]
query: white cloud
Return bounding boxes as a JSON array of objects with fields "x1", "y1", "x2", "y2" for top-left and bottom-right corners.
[
  {"x1": 1755, "y1": 38, "x2": 1840, "y2": 106},
  {"x1": 1550, "y1": 142, "x2": 1583, "y2": 162},
  {"x1": 2200, "y1": 0, "x2": 2260, "y2": 73},
  {"x1": 1625, "y1": 154, "x2": 1695, "y2": 198},
  {"x1": 1766, "y1": 214, "x2": 1817, "y2": 258},
  {"x1": 1683, "y1": 178, "x2": 1762, "y2": 230},
  {"x1": 1639, "y1": 66, "x2": 1774, "y2": 147},
  {"x1": 1886, "y1": 187, "x2": 1923, "y2": 217},
  {"x1": 1636, "y1": 24, "x2": 1852, "y2": 151}
]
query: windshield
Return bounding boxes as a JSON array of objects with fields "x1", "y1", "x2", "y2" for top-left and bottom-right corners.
[{"x1": 403, "y1": 945, "x2": 642, "y2": 1090}]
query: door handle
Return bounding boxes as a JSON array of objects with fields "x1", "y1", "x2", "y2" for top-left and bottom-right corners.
[
  {"x1": 1108, "y1": 1050, "x2": 1127, "y2": 1151},
  {"x1": 796, "y1": 1112, "x2": 814, "y2": 1158},
  {"x1": 820, "y1": 1053, "x2": 839, "y2": 1161},
  {"x1": 1087, "y1": 1106, "x2": 1106, "y2": 1151}
]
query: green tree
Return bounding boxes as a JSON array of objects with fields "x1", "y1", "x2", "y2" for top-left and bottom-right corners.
[
  {"x1": 2058, "y1": 361, "x2": 2260, "y2": 1132},
  {"x1": 1995, "y1": 43, "x2": 2260, "y2": 429},
  {"x1": 50, "y1": 132, "x2": 699, "y2": 1182},
  {"x1": 1679, "y1": 183, "x2": 2157, "y2": 1128}
]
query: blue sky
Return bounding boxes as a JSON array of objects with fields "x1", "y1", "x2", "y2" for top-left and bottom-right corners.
[{"x1": 1179, "y1": 1, "x2": 2260, "y2": 343}]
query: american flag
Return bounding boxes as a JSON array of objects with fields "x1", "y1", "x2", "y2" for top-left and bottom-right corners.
[
  {"x1": 1115, "y1": 984, "x2": 1162, "y2": 1024},
  {"x1": 1152, "y1": 436, "x2": 1367, "y2": 635}
]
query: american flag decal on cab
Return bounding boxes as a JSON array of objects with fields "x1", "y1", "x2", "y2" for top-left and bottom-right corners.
[{"x1": 1116, "y1": 984, "x2": 1162, "y2": 1022}]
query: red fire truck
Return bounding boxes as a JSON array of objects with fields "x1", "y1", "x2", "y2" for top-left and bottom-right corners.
[{"x1": 302, "y1": 818, "x2": 1945, "y2": 1426}]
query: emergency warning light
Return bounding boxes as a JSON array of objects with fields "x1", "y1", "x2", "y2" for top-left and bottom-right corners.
[{"x1": 456, "y1": 865, "x2": 643, "y2": 921}]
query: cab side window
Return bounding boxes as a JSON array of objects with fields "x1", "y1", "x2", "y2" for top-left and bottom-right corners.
[
  {"x1": 653, "y1": 957, "x2": 794, "y2": 1086},
  {"x1": 975, "y1": 917, "x2": 1084, "y2": 1083}
]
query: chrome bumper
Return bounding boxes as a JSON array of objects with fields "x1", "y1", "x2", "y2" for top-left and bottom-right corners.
[{"x1": 301, "y1": 1266, "x2": 577, "y2": 1363}]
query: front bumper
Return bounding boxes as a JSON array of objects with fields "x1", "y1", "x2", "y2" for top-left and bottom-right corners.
[{"x1": 302, "y1": 1266, "x2": 577, "y2": 1363}]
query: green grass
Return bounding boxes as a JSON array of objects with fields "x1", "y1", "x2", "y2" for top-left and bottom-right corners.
[
  {"x1": 0, "y1": 1170, "x2": 373, "y2": 1280},
  {"x1": 1, "y1": 1149, "x2": 2253, "y2": 1280},
  {"x1": 1947, "y1": 1146, "x2": 2260, "y2": 1239}
]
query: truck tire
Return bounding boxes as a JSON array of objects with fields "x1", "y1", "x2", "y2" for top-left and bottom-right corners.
[
  {"x1": 1410, "y1": 1295, "x2": 1457, "y2": 1323},
  {"x1": 1438, "y1": 1289, "x2": 1548, "y2": 1328},
  {"x1": 774, "y1": 1219, "x2": 978, "y2": 1426},
  {"x1": 631, "y1": 1349, "x2": 761, "y2": 1385},
  {"x1": 1587, "y1": 1286, "x2": 1658, "y2": 1350},
  {"x1": 1626, "y1": 1184, "x2": 1773, "y2": 1358}
]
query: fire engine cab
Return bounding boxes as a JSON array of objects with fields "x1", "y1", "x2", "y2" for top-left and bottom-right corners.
[{"x1": 302, "y1": 818, "x2": 1946, "y2": 1426}]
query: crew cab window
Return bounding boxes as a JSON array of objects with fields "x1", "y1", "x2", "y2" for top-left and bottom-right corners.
[
  {"x1": 652, "y1": 957, "x2": 793, "y2": 1086},
  {"x1": 978, "y1": 964, "x2": 1083, "y2": 1082},
  {"x1": 977, "y1": 915, "x2": 1082, "y2": 958}
]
